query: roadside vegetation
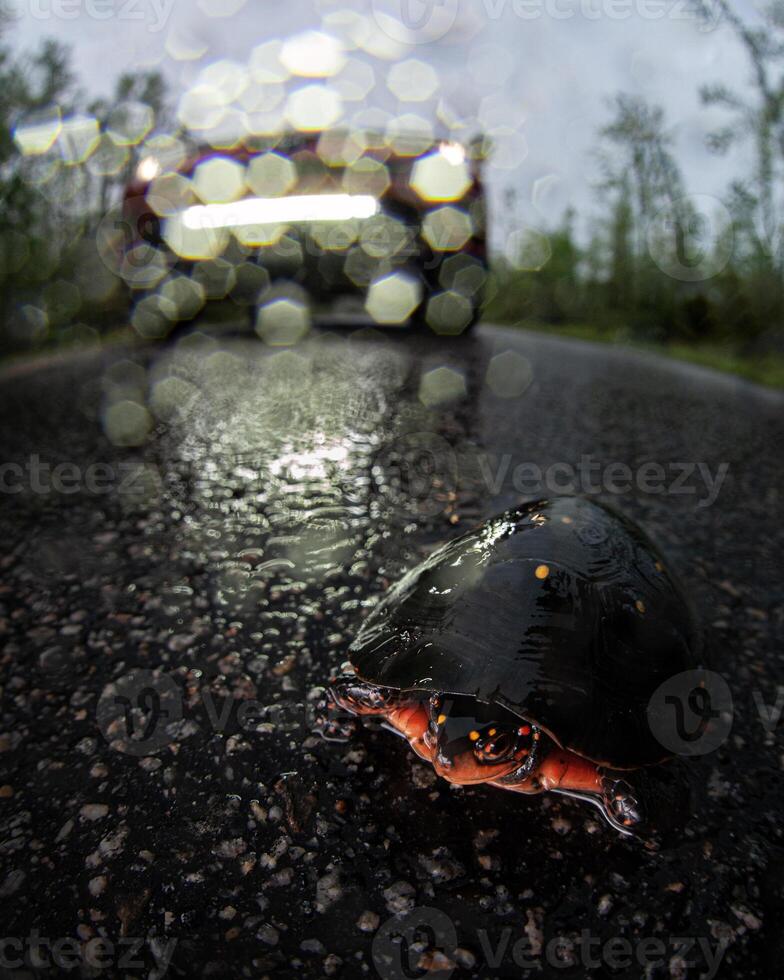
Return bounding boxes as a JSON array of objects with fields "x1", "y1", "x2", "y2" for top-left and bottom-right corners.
[{"x1": 487, "y1": 1, "x2": 784, "y2": 389}]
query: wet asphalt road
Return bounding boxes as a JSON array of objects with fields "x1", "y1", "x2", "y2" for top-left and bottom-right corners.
[{"x1": 0, "y1": 323, "x2": 782, "y2": 979}]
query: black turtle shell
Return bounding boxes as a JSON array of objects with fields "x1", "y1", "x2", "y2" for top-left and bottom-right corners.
[{"x1": 349, "y1": 496, "x2": 700, "y2": 767}]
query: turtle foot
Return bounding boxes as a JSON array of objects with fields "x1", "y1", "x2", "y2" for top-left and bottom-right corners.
[
  {"x1": 601, "y1": 774, "x2": 644, "y2": 832},
  {"x1": 313, "y1": 710, "x2": 358, "y2": 743},
  {"x1": 311, "y1": 686, "x2": 361, "y2": 743}
]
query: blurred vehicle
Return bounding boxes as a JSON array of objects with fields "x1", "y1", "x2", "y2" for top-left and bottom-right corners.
[{"x1": 121, "y1": 129, "x2": 488, "y2": 339}]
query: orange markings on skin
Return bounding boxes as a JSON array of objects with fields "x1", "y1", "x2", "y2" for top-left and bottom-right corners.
[{"x1": 347, "y1": 696, "x2": 604, "y2": 802}]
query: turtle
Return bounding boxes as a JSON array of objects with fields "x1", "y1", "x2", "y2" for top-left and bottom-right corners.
[{"x1": 328, "y1": 496, "x2": 700, "y2": 836}]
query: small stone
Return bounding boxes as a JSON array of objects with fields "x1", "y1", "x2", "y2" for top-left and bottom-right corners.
[
  {"x1": 524, "y1": 908, "x2": 544, "y2": 956},
  {"x1": 356, "y1": 910, "x2": 380, "y2": 933},
  {"x1": 410, "y1": 764, "x2": 437, "y2": 789},
  {"x1": 323, "y1": 953, "x2": 342, "y2": 976},
  {"x1": 168, "y1": 633, "x2": 196, "y2": 652},
  {"x1": 383, "y1": 881, "x2": 415, "y2": 914},
  {"x1": 215, "y1": 838, "x2": 247, "y2": 859},
  {"x1": 732, "y1": 906, "x2": 762, "y2": 930},
  {"x1": 272, "y1": 654, "x2": 296, "y2": 676},
  {"x1": 455, "y1": 947, "x2": 477, "y2": 969},
  {"x1": 88, "y1": 875, "x2": 107, "y2": 896},
  {"x1": 56, "y1": 820, "x2": 74, "y2": 842},
  {"x1": 418, "y1": 951, "x2": 455, "y2": 972},
  {"x1": 257, "y1": 924, "x2": 279, "y2": 945},
  {"x1": 0, "y1": 870, "x2": 25, "y2": 897},
  {"x1": 316, "y1": 870, "x2": 343, "y2": 913},
  {"x1": 418, "y1": 848, "x2": 465, "y2": 883},
  {"x1": 80, "y1": 804, "x2": 109, "y2": 821}
]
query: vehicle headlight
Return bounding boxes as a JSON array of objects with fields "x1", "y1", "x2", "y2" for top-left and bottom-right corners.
[
  {"x1": 136, "y1": 156, "x2": 161, "y2": 182},
  {"x1": 438, "y1": 141, "x2": 466, "y2": 166}
]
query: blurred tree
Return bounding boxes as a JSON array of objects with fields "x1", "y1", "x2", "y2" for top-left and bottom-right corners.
[
  {"x1": 596, "y1": 94, "x2": 689, "y2": 253},
  {"x1": 696, "y1": 0, "x2": 784, "y2": 344},
  {"x1": 88, "y1": 69, "x2": 168, "y2": 217},
  {"x1": 0, "y1": 2, "x2": 171, "y2": 351},
  {"x1": 698, "y1": 1, "x2": 784, "y2": 258},
  {"x1": 605, "y1": 175, "x2": 634, "y2": 312},
  {"x1": 0, "y1": 7, "x2": 75, "y2": 338},
  {"x1": 593, "y1": 94, "x2": 694, "y2": 337}
]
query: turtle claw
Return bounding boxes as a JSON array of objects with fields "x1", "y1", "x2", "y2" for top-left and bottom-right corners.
[
  {"x1": 313, "y1": 711, "x2": 357, "y2": 743},
  {"x1": 311, "y1": 689, "x2": 360, "y2": 743},
  {"x1": 601, "y1": 774, "x2": 644, "y2": 832}
]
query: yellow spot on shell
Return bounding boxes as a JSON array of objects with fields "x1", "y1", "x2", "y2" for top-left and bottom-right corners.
[
  {"x1": 488, "y1": 728, "x2": 497, "y2": 736},
  {"x1": 469, "y1": 730, "x2": 480, "y2": 741},
  {"x1": 535, "y1": 564, "x2": 550, "y2": 580},
  {"x1": 655, "y1": 561, "x2": 664, "y2": 572},
  {"x1": 437, "y1": 714, "x2": 446, "y2": 725},
  {"x1": 636, "y1": 599, "x2": 646, "y2": 614}
]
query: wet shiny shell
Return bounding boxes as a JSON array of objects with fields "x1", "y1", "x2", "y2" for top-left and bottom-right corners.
[{"x1": 349, "y1": 496, "x2": 700, "y2": 767}]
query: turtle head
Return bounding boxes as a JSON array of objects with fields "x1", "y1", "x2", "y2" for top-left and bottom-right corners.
[{"x1": 423, "y1": 694, "x2": 537, "y2": 784}]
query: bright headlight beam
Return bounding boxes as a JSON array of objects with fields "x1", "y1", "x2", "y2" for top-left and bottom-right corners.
[
  {"x1": 136, "y1": 156, "x2": 161, "y2": 181},
  {"x1": 439, "y1": 141, "x2": 466, "y2": 166},
  {"x1": 182, "y1": 194, "x2": 380, "y2": 230}
]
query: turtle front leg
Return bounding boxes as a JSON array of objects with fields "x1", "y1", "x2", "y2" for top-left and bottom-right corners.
[
  {"x1": 493, "y1": 743, "x2": 644, "y2": 835},
  {"x1": 327, "y1": 682, "x2": 430, "y2": 757}
]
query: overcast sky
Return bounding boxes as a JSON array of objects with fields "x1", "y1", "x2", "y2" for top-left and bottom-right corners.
[{"x1": 7, "y1": 0, "x2": 766, "y2": 237}]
